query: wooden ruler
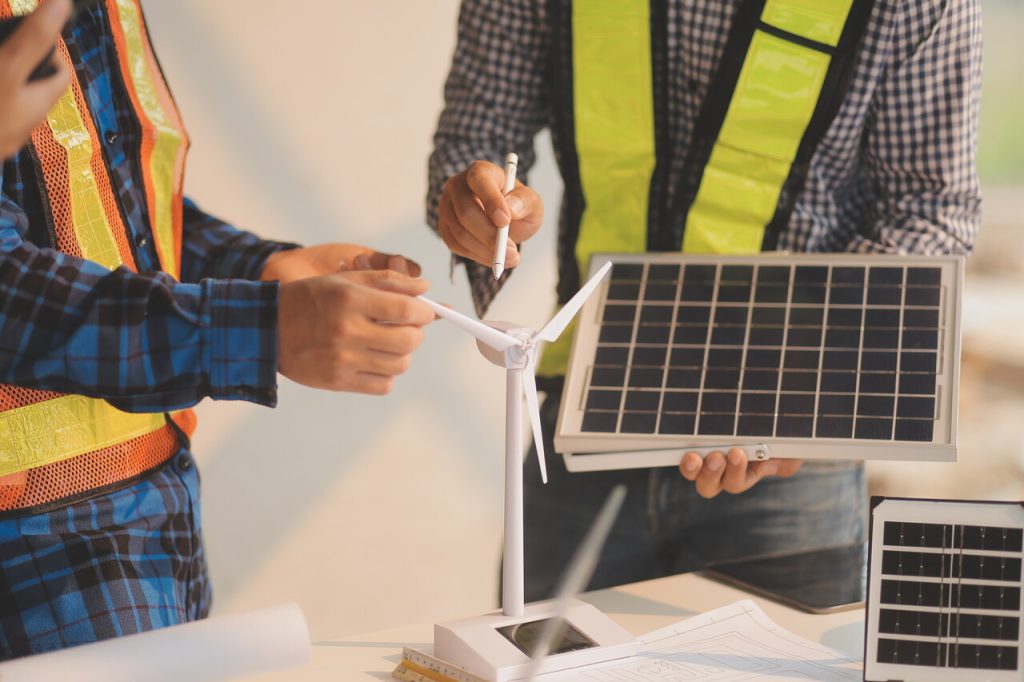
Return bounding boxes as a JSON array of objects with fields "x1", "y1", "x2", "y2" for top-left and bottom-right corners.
[{"x1": 391, "y1": 647, "x2": 488, "y2": 682}]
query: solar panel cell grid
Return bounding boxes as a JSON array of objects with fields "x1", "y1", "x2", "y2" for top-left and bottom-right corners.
[{"x1": 564, "y1": 255, "x2": 959, "y2": 466}]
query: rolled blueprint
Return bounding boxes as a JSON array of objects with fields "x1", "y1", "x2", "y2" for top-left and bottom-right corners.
[{"x1": 0, "y1": 602, "x2": 310, "y2": 682}]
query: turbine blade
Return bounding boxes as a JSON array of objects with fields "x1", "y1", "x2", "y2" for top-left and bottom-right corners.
[
  {"x1": 418, "y1": 296, "x2": 519, "y2": 351},
  {"x1": 535, "y1": 260, "x2": 613, "y2": 342},
  {"x1": 522, "y1": 353, "x2": 547, "y2": 484}
]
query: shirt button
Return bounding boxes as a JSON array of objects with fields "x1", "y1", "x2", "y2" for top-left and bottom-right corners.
[
  {"x1": 176, "y1": 453, "x2": 192, "y2": 472},
  {"x1": 106, "y1": 132, "x2": 118, "y2": 144},
  {"x1": 136, "y1": 234, "x2": 149, "y2": 249}
]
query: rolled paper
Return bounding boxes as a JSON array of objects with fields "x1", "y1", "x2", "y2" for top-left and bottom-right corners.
[{"x1": 0, "y1": 602, "x2": 310, "y2": 682}]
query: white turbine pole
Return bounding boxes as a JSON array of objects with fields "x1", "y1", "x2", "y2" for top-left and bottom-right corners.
[{"x1": 503, "y1": 367, "x2": 525, "y2": 617}]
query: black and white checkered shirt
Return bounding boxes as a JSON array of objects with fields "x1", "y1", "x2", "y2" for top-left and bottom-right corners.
[{"x1": 427, "y1": 0, "x2": 982, "y2": 317}]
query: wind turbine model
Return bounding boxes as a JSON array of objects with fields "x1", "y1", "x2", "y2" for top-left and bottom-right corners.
[{"x1": 419, "y1": 261, "x2": 637, "y2": 681}]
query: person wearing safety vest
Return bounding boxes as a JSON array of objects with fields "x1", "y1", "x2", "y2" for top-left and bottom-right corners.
[
  {"x1": 0, "y1": 0, "x2": 70, "y2": 159},
  {"x1": 428, "y1": 0, "x2": 981, "y2": 602},
  {"x1": 0, "y1": 0, "x2": 435, "y2": 660}
]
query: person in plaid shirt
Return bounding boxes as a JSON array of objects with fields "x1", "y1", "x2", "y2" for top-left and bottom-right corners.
[
  {"x1": 0, "y1": 0, "x2": 433, "y2": 660},
  {"x1": 428, "y1": 0, "x2": 981, "y2": 601}
]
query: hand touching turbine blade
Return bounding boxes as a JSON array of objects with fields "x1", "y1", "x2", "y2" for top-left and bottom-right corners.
[
  {"x1": 417, "y1": 296, "x2": 520, "y2": 351},
  {"x1": 535, "y1": 261, "x2": 613, "y2": 343},
  {"x1": 522, "y1": 352, "x2": 547, "y2": 484}
]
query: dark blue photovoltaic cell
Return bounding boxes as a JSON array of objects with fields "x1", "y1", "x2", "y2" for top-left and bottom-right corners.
[
  {"x1": 663, "y1": 391, "x2": 699, "y2": 412},
  {"x1": 781, "y1": 371, "x2": 817, "y2": 392},
  {"x1": 659, "y1": 413, "x2": 696, "y2": 434},
  {"x1": 581, "y1": 260, "x2": 948, "y2": 444},
  {"x1": 743, "y1": 370, "x2": 779, "y2": 390},
  {"x1": 632, "y1": 346, "x2": 667, "y2": 366},
  {"x1": 594, "y1": 346, "x2": 629, "y2": 365},
  {"x1": 582, "y1": 411, "x2": 617, "y2": 432},
  {"x1": 610, "y1": 263, "x2": 643, "y2": 280},
  {"x1": 667, "y1": 369, "x2": 701, "y2": 388},
  {"x1": 816, "y1": 417, "x2": 853, "y2": 438},
  {"x1": 753, "y1": 305, "x2": 782, "y2": 323},
  {"x1": 675, "y1": 325, "x2": 709, "y2": 344},
  {"x1": 683, "y1": 264, "x2": 717, "y2": 282},
  {"x1": 698, "y1": 414, "x2": 735, "y2": 435},
  {"x1": 586, "y1": 390, "x2": 621, "y2": 411},
  {"x1": 621, "y1": 412, "x2": 657, "y2": 433},
  {"x1": 748, "y1": 327, "x2": 785, "y2": 345},
  {"x1": 649, "y1": 264, "x2": 681, "y2": 281},
  {"x1": 907, "y1": 267, "x2": 942, "y2": 285},
  {"x1": 738, "y1": 415, "x2": 774, "y2": 436},
  {"x1": 625, "y1": 391, "x2": 660, "y2": 411},
  {"x1": 754, "y1": 285, "x2": 789, "y2": 303}
]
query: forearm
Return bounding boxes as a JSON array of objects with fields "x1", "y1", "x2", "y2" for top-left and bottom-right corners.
[
  {"x1": 180, "y1": 197, "x2": 299, "y2": 283},
  {"x1": 854, "y1": 0, "x2": 982, "y2": 257},
  {"x1": 0, "y1": 239, "x2": 280, "y2": 411}
]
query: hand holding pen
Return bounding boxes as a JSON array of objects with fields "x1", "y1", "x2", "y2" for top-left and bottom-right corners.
[{"x1": 436, "y1": 157, "x2": 545, "y2": 276}]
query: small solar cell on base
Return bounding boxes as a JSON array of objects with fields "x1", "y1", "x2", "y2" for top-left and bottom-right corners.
[{"x1": 865, "y1": 498, "x2": 1024, "y2": 681}]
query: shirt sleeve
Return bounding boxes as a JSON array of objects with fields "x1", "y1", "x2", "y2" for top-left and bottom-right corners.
[
  {"x1": 426, "y1": 0, "x2": 551, "y2": 316},
  {"x1": 0, "y1": 192, "x2": 280, "y2": 412},
  {"x1": 179, "y1": 196, "x2": 299, "y2": 283},
  {"x1": 847, "y1": 0, "x2": 982, "y2": 256}
]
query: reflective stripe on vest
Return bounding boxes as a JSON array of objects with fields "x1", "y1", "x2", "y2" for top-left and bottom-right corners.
[
  {"x1": 0, "y1": 0, "x2": 188, "y2": 478},
  {"x1": 108, "y1": 0, "x2": 189, "y2": 280},
  {"x1": 537, "y1": 0, "x2": 871, "y2": 377}
]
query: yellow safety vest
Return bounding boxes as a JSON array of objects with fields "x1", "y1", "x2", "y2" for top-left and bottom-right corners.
[
  {"x1": 537, "y1": 0, "x2": 874, "y2": 377},
  {"x1": 0, "y1": 0, "x2": 191, "y2": 480}
]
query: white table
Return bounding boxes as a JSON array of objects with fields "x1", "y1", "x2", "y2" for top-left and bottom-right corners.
[{"x1": 258, "y1": 572, "x2": 865, "y2": 680}]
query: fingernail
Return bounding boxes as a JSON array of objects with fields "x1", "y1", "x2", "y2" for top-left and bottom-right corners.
[
  {"x1": 706, "y1": 457, "x2": 723, "y2": 472},
  {"x1": 354, "y1": 254, "x2": 371, "y2": 269},
  {"x1": 683, "y1": 458, "x2": 699, "y2": 473},
  {"x1": 492, "y1": 208, "x2": 511, "y2": 226},
  {"x1": 507, "y1": 196, "x2": 525, "y2": 217},
  {"x1": 728, "y1": 451, "x2": 744, "y2": 466}
]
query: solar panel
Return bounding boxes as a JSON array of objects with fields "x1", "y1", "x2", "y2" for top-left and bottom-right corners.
[
  {"x1": 555, "y1": 253, "x2": 963, "y2": 471},
  {"x1": 865, "y1": 498, "x2": 1024, "y2": 681}
]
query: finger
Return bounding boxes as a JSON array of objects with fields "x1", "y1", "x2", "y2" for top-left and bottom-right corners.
[
  {"x1": 361, "y1": 349, "x2": 413, "y2": 377},
  {"x1": 464, "y1": 161, "x2": 511, "y2": 228},
  {"x1": 678, "y1": 452, "x2": 703, "y2": 480},
  {"x1": 359, "y1": 287, "x2": 434, "y2": 325},
  {"x1": 357, "y1": 270, "x2": 431, "y2": 298},
  {"x1": 720, "y1": 448, "x2": 751, "y2": 494},
  {"x1": 349, "y1": 372, "x2": 395, "y2": 396},
  {"x1": 451, "y1": 179, "x2": 509, "y2": 257},
  {"x1": 694, "y1": 451, "x2": 726, "y2": 499},
  {"x1": 505, "y1": 185, "x2": 544, "y2": 244},
  {"x1": 439, "y1": 195, "x2": 490, "y2": 264},
  {"x1": 390, "y1": 254, "x2": 421, "y2": 277},
  {"x1": 367, "y1": 324, "x2": 426, "y2": 355},
  {"x1": 4, "y1": 0, "x2": 71, "y2": 80}
]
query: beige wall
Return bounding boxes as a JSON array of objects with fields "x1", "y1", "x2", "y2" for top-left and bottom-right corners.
[{"x1": 141, "y1": 1, "x2": 563, "y2": 639}]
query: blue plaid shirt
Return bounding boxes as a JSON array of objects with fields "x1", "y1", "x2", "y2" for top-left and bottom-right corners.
[{"x1": 0, "y1": 4, "x2": 293, "y2": 411}]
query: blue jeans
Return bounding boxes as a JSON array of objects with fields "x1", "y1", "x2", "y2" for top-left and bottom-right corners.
[{"x1": 521, "y1": 394, "x2": 867, "y2": 602}]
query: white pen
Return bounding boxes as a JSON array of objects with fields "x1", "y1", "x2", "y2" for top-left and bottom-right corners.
[{"x1": 492, "y1": 152, "x2": 519, "y2": 280}]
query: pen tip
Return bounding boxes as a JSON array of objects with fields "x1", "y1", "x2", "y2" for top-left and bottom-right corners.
[{"x1": 493, "y1": 264, "x2": 504, "y2": 279}]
